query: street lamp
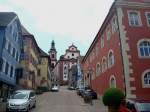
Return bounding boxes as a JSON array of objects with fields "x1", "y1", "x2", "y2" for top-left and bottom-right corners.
[{"x1": 82, "y1": 67, "x2": 93, "y2": 88}]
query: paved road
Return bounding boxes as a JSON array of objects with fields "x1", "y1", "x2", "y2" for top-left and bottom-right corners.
[{"x1": 31, "y1": 86, "x2": 107, "y2": 112}]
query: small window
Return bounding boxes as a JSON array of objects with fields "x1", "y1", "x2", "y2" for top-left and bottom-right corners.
[
  {"x1": 96, "y1": 44, "x2": 99, "y2": 56},
  {"x1": 128, "y1": 11, "x2": 142, "y2": 26},
  {"x1": 8, "y1": 43, "x2": 11, "y2": 53},
  {"x1": 142, "y1": 70, "x2": 150, "y2": 88},
  {"x1": 144, "y1": 72, "x2": 150, "y2": 85},
  {"x1": 52, "y1": 53, "x2": 55, "y2": 58},
  {"x1": 108, "y1": 51, "x2": 115, "y2": 68},
  {"x1": 138, "y1": 40, "x2": 150, "y2": 57},
  {"x1": 101, "y1": 35, "x2": 104, "y2": 48},
  {"x1": 51, "y1": 63, "x2": 55, "y2": 68},
  {"x1": 37, "y1": 69, "x2": 41, "y2": 76},
  {"x1": 110, "y1": 76, "x2": 116, "y2": 88},
  {"x1": 13, "y1": 68, "x2": 15, "y2": 77},
  {"x1": 145, "y1": 12, "x2": 150, "y2": 26},
  {"x1": 107, "y1": 29, "x2": 111, "y2": 40},
  {"x1": 16, "y1": 52, "x2": 18, "y2": 61},
  {"x1": 12, "y1": 48, "x2": 16, "y2": 58},
  {"x1": 10, "y1": 66, "x2": 13, "y2": 77},
  {"x1": 96, "y1": 63, "x2": 101, "y2": 76},
  {"x1": 5, "y1": 62, "x2": 9, "y2": 75},
  {"x1": 4, "y1": 39, "x2": 9, "y2": 50},
  {"x1": 102, "y1": 57, "x2": 107, "y2": 72},
  {"x1": 112, "y1": 16, "x2": 118, "y2": 33},
  {"x1": 2, "y1": 59, "x2": 6, "y2": 73},
  {"x1": 0, "y1": 58, "x2": 3, "y2": 71},
  {"x1": 17, "y1": 53, "x2": 20, "y2": 62},
  {"x1": 72, "y1": 53, "x2": 74, "y2": 56},
  {"x1": 68, "y1": 56, "x2": 70, "y2": 59}
]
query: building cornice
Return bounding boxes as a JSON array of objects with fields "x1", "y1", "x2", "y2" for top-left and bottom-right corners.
[{"x1": 115, "y1": 1, "x2": 150, "y2": 8}]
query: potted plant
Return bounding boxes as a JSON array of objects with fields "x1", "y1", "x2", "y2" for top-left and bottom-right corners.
[{"x1": 102, "y1": 88, "x2": 125, "y2": 112}]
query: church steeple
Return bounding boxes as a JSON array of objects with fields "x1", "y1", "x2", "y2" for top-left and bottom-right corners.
[{"x1": 49, "y1": 40, "x2": 57, "y2": 69}]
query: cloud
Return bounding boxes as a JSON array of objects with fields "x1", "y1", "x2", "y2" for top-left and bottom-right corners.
[
  {"x1": 0, "y1": 0, "x2": 114, "y2": 56},
  {"x1": 6, "y1": 0, "x2": 113, "y2": 36}
]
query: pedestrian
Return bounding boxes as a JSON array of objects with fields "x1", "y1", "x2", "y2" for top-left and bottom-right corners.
[
  {"x1": 119, "y1": 98, "x2": 131, "y2": 112},
  {"x1": 90, "y1": 95, "x2": 93, "y2": 106}
]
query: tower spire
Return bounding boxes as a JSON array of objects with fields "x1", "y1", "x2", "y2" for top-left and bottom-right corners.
[{"x1": 51, "y1": 40, "x2": 55, "y2": 50}]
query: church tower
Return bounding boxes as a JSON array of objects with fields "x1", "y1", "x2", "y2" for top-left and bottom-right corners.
[{"x1": 49, "y1": 40, "x2": 57, "y2": 69}]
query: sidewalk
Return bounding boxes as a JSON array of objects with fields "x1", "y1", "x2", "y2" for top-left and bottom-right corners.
[
  {"x1": 0, "y1": 102, "x2": 6, "y2": 112},
  {"x1": 85, "y1": 99, "x2": 108, "y2": 112}
]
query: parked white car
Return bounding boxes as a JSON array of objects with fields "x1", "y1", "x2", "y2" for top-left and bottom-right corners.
[
  {"x1": 6, "y1": 90, "x2": 36, "y2": 112},
  {"x1": 51, "y1": 85, "x2": 59, "y2": 92}
]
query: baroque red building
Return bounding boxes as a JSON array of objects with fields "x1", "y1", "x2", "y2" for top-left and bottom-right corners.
[
  {"x1": 82, "y1": 0, "x2": 150, "y2": 100},
  {"x1": 53, "y1": 44, "x2": 80, "y2": 85}
]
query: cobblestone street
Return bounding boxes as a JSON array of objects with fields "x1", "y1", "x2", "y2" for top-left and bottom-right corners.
[{"x1": 31, "y1": 86, "x2": 107, "y2": 112}]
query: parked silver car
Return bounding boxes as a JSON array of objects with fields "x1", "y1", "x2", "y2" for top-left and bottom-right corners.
[
  {"x1": 6, "y1": 90, "x2": 36, "y2": 112},
  {"x1": 126, "y1": 98, "x2": 150, "y2": 112}
]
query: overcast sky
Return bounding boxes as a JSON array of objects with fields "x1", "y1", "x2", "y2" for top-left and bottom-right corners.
[{"x1": 0, "y1": 0, "x2": 114, "y2": 58}]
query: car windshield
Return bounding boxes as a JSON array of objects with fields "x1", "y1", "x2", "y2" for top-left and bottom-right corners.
[
  {"x1": 10, "y1": 92, "x2": 28, "y2": 99},
  {"x1": 136, "y1": 103, "x2": 150, "y2": 111}
]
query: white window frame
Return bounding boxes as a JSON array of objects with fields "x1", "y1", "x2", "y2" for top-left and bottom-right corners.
[
  {"x1": 15, "y1": 50, "x2": 17, "y2": 60},
  {"x1": 109, "y1": 75, "x2": 116, "y2": 88},
  {"x1": 2, "y1": 58, "x2": 6, "y2": 73},
  {"x1": 128, "y1": 10, "x2": 142, "y2": 27},
  {"x1": 111, "y1": 16, "x2": 118, "y2": 33},
  {"x1": 13, "y1": 67, "x2": 15, "y2": 78},
  {"x1": 137, "y1": 39, "x2": 150, "y2": 58},
  {"x1": 106, "y1": 25, "x2": 111, "y2": 40},
  {"x1": 108, "y1": 50, "x2": 115, "y2": 68},
  {"x1": 96, "y1": 63, "x2": 100, "y2": 76},
  {"x1": 8, "y1": 63, "x2": 11, "y2": 76},
  {"x1": 96, "y1": 43, "x2": 99, "y2": 56},
  {"x1": 142, "y1": 69, "x2": 150, "y2": 88},
  {"x1": 145, "y1": 12, "x2": 150, "y2": 27},
  {"x1": 17, "y1": 53, "x2": 20, "y2": 62},
  {"x1": 102, "y1": 57, "x2": 107, "y2": 72},
  {"x1": 10, "y1": 45, "x2": 14, "y2": 56}
]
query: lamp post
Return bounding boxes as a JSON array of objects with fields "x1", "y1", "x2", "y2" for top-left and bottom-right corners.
[{"x1": 82, "y1": 67, "x2": 93, "y2": 88}]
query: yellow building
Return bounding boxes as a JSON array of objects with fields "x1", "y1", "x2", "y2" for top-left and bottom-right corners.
[
  {"x1": 37, "y1": 48, "x2": 51, "y2": 91},
  {"x1": 20, "y1": 26, "x2": 40, "y2": 89}
]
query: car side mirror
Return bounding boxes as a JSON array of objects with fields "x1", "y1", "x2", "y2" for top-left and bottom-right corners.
[{"x1": 29, "y1": 96, "x2": 34, "y2": 100}]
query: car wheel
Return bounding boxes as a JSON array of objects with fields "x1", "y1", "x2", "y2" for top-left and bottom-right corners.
[
  {"x1": 6, "y1": 108, "x2": 9, "y2": 112},
  {"x1": 26, "y1": 105, "x2": 30, "y2": 112},
  {"x1": 33, "y1": 101, "x2": 36, "y2": 108}
]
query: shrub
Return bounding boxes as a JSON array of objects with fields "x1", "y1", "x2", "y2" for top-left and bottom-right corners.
[{"x1": 102, "y1": 88, "x2": 125, "y2": 107}]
